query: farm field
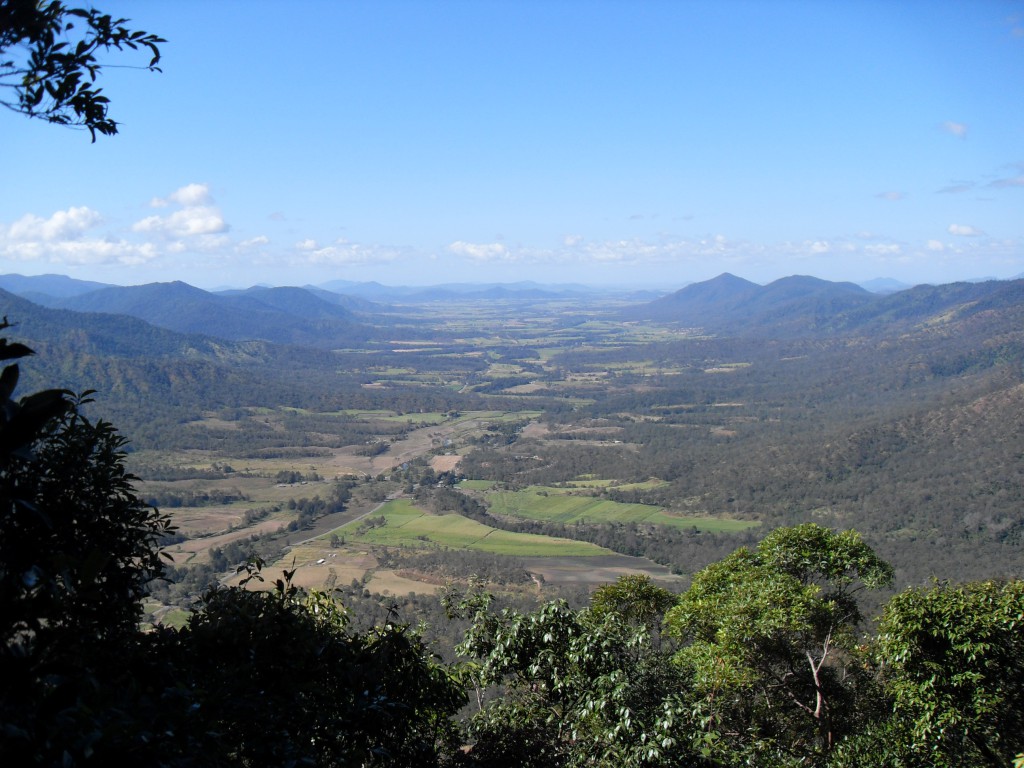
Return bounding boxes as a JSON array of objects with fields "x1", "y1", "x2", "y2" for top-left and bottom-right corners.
[
  {"x1": 339, "y1": 498, "x2": 612, "y2": 557},
  {"x1": 481, "y1": 486, "x2": 758, "y2": 532}
]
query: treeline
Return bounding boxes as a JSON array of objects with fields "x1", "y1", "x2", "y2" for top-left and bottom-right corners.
[
  {"x1": 130, "y1": 461, "x2": 238, "y2": 481},
  {"x1": 142, "y1": 488, "x2": 247, "y2": 508},
  {"x1": 332, "y1": 582, "x2": 576, "y2": 665},
  {"x1": 443, "y1": 527, "x2": 1024, "y2": 768},
  {"x1": 284, "y1": 482, "x2": 353, "y2": 531}
]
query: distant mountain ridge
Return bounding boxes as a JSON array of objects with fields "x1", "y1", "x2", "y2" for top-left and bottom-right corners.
[
  {"x1": 627, "y1": 272, "x2": 1024, "y2": 337},
  {"x1": 31, "y1": 281, "x2": 378, "y2": 347},
  {"x1": 0, "y1": 273, "x2": 113, "y2": 302},
  {"x1": 4, "y1": 271, "x2": 1024, "y2": 344}
]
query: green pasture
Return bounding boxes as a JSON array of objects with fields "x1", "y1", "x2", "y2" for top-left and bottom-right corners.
[
  {"x1": 485, "y1": 487, "x2": 757, "y2": 532},
  {"x1": 458, "y1": 479, "x2": 496, "y2": 491},
  {"x1": 339, "y1": 498, "x2": 609, "y2": 556}
]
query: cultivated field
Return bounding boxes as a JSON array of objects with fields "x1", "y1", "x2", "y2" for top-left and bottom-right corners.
[
  {"x1": 340, "y1": 498, "x2": 611, "y2": 556},
  {"x1": 481, "y1": 486, "x2": 758, "y2": 532}
]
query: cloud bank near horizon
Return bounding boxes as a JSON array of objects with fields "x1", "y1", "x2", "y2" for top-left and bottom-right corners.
[{"x1": 0, "y1": 183, "x2": 1020, "y2": 288}]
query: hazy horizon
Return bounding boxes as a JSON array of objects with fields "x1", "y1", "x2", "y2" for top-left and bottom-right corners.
[{"x1": 3, "y1": 1, "x2": 1023, "y2": 290}]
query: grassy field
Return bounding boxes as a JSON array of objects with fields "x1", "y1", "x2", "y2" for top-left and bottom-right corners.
[
  {"x1": 458, "y1": 479, "x2": 497, "y2": 491},
  {"x1": 484, "y1": 487, "x2": 758, "y2": 532},
  {"x1": 340, "y1": 498, "x2": 611, "y2": 556}
]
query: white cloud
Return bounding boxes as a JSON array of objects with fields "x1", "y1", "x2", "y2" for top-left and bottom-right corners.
[
  {"x1": 150, "y1": 183, "x2": 213, "y2": 208},
  {"x1": 170, "y1": 183, "x2": 213, "y2": 207},
  {"x1": 875, "y1": 191, "x2": 905, "y2": 201},
  {"x1": 7, "y1": 206, "x2": 102, "y2": 241},
  {"x1": 2, "y1": 236, "x2": 157, "y2": 266},
  {"x1": 948, "y1": 224, "x2": 983, "y2": 236},
  {"x1": 942, "y1": 121, "x2": 968, "y2": 138},
  {"x1": 135, "y1": 184, "x2": 228, "y2": 239},
  {"x1": 134, "y1": 206, "x2": 228, "y2": 237},
  {"x1": 292, "y1": 238, "x2": 400, "y2": 266},
  {"x1": 563, "y1": 234, "x2": 584, "y2": 247},
  {"x1": 583, "y1": 241, "x2": 635, "y2": 262},
  {"x1": 926, "y1": 239, "x2": 945, "y2": 251},
  {"x1": 0, "y1": 205, "x2": 158, "y2": 267},
  {"x1": 447, "y1": 241, "x2": 510, "y2": 261},
  {"x1": 864, "y1": 243, "x2": 902, "y2": 256}
]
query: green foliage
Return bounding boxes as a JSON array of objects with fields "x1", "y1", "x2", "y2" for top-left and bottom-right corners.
[
  {"x1": 451, "y1": 582, "x2": 694, "y2": 767},
  {"x1": 874, "y1": 579, "x2": 1024, "y2": 767},
  {"x1": 0, "y1": 329, "x2": 174, "y2": 763},
  {"x1": 664, "y1": 524, "x2": 893, "y2": 765},
  {"x1": 590, "y1": 573, "x2": 676, "y2": 631},
  {"x1": 0, "y1": 0, "x2": 164, "y2": 139},
  {"x1": 1, "y1": 398, "x2": 173, "y2": 645},
  {"x1": 164, "y1": 573, "x2": 467, "y2": 767},
  {"x1": 0, "y1": 326, "x2": 71, "y2": 456}
]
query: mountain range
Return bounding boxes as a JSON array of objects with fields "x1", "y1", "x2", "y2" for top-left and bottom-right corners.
[
  {"x1": 3, "y1": 272, "x2": 1024, "y2": 348},
  {"x1": 5, "y1": 279, "x2": 379, "y2": 348},
  {"x1": 627, "y1": 273, "x2": 1024, "y2": 337}
]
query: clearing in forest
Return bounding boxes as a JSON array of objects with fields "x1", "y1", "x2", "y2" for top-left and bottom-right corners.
[
  {"x1": 339, "y1": 498, "x2": 610, "y2": 556},
  {"x1": 484, "y1": 487, "x2": 757, "y2": 532}
]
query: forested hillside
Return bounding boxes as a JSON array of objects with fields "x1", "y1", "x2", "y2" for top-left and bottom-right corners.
[{"x1": 633, "y1": 272, "x2": 1024, "y2": 338}]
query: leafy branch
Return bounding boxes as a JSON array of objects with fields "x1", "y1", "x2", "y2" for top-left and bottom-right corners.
[{"x1": 0, "y1": 0, "x2": 164, "y2": 139}]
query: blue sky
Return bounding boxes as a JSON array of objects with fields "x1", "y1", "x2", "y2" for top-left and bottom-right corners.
[{"x1": 2, "y1": 0, "x2": 1023, "y2": 290}]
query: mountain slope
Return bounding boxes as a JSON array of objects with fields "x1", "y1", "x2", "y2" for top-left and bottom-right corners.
[
  {"x1": 629, "y1": 273, "x2": 1024, "y2": 338},
  {"x1": 0, "y1": 273, "x2": 114, "y2": 303},
  {"x1": 52, "y1": 282, "x2": 377, "y2": 347}
]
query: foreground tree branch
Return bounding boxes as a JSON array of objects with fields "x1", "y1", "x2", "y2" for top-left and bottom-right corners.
[{"x1": 0, "y1": 0, "x2": 164, "y2": 139}]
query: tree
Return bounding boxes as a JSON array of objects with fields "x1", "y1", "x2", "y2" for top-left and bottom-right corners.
[
  {"x1": 0, "y1": 0, "x2": 163, "y2": 139},
  {"x1": 157, "y1": 568, "x2": 467, "y2": 767},
  {"x1": 450, "y1": 581, "x2": 693, "y2": 767},
  {"x1": 869, "y1": 579, "x2": 1024, "y2": 768},
  {"x1": 0, "y1": 327, "x2": 175, "y2": 762},
  {"x1": 664, "y1": 523, "x2": 894, "y2": 766},
  {"x1": 590, "y1": 573, "x2": 676, "y2": 633}
]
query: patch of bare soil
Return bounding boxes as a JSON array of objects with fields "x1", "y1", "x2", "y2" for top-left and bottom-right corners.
[
  {"x1": 520, "y1": 422, "x2": 550, "y2": 438},
  {"x1": 430, "y1": 454, "x2": 462, "y2": 473}
]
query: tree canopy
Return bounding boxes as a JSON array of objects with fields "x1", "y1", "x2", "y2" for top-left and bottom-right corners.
[
  {"x1": 0, "y1": 329, "x2": 466, "y2": 765},
  {"x1": 873, "y1": 579, "x2": 1024, "y2": 767},
  {"x1": 0, "y1": 0, "x2": 163, "y2": 138}
]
